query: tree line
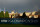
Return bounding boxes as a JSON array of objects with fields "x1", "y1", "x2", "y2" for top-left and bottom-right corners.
[{"x1": 0, "y1": 11, "x2": 9, "y2": 18}]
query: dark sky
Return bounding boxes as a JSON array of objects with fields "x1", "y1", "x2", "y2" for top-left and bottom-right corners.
[{"x1": 0, "y1": 0, "x2": 40, "y2": 13}]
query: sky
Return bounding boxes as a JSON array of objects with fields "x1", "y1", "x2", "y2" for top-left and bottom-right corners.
[{"x1": 0, "y1": 0, "x2": 40, "y2": 13}]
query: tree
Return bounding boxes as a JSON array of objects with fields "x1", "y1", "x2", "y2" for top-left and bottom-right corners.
[
  {"x1": 5, "y1": 11, "x2": 9, "y2": 18},
  {"x1": 22, "y1": 12, "x2": 26, "y2": 17},
  {"x1": 22, "y1": 12, "x2": 28, "y2": 18},
  {"x1": 0, "y1": 11, "x2": 4, "y2": 18}
]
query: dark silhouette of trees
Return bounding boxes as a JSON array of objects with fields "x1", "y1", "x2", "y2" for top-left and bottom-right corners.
[
  {"x1": 22, "y1": 12, "x2": 26, "y2": 17},
  {"x1": 22, "y1": 12, "x2": 28, "y2": 18},
  {"x1": 31, "y1": 16, "x2": 34, "y2": 18},
  {"x1": 15, "y1": 12, "x2": 29, "y2": 18}
]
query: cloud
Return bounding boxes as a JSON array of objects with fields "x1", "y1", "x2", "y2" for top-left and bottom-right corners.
[
  {"x1": 0, "y1": 0, "x2": 40, "y2": 13},
  {"x1": 0, "y1": 0, "x2": 36, "y2": 8}
]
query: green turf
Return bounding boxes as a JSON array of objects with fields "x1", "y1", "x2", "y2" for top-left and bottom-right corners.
[{"x1": 0, "y1": 24, "x2": 40, "y2": 27}]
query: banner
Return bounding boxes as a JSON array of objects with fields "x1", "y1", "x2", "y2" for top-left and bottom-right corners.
[{"x1": 0, "y1": 18, "x2": 40, "y2": 24}]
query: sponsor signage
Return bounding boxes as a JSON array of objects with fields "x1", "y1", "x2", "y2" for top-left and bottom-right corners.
[
  {"x1": 1, "y1": 20, "x2": 7, "y2": 22},
  {"x1": 0, "y1": 18, "x2": 40, "y2": 24}
]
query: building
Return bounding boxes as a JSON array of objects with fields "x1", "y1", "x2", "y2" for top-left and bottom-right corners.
[
  {"x1": 9, "y1": 11, "x2": 20, "y2": 18},
  {"x1": 3, "y1": 8, "x2": 39, "y2": 18},
  {"x1": 25, "y1": 12, "x2": 31, "y2": 16},
  {"x1": 34, "y1": 15, "x2": 38, "y2": 18},
  {"x1": 32, "y1": 11, "x2": 36, "y2": 15},
  {"x1": 9, "y1": 10, "x2": 15, "y2": 18},
  {"x1": 19, "y1": 13, "x2": 23, "y2": 16}
]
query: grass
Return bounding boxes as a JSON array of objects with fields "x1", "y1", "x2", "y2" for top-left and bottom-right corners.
[{"x1": 0, "y1": 24, "x2": 40, "y2": 27}]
